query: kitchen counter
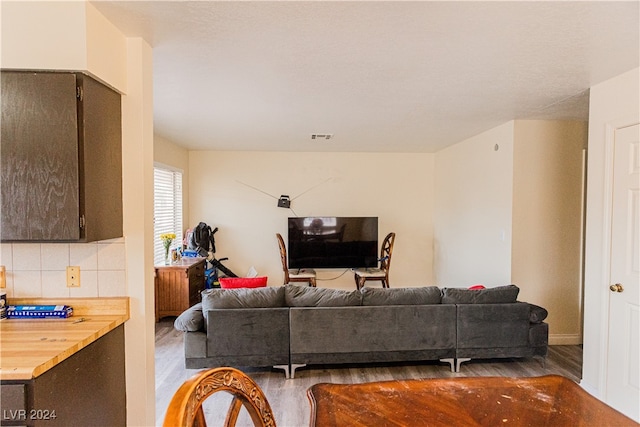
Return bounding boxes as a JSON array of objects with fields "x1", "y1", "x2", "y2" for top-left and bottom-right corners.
[
  {"x1": 0, "y1": 297, "x2": 129, "y2": 426},
  {"x1": 0, "y1": 297, "x2": 129, "y2": 380}
]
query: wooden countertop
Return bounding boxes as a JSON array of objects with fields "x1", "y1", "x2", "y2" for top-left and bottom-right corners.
[{"x1": 0, "y1": 297, "x2": 129, "y2": 381}]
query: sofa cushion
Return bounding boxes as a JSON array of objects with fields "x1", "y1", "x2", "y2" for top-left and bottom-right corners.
[
  {"x1": 441, "y1": 284, "x2": 519, "y2": 304},
  {"x1": 201, "y1": 286, "x2": 285, "y2": 321},
  {"x1": 219, "y1": 276, "x2": 268, "y2": 289},
  {"x1": 174, "y1": 302, "x2": 204, "y2": 332},
  {"x1": 361, "y1": 286, "x2": 442, "y2": 305},
  {"x1": 285, "y1": 285, "x2": 362, "y2": 307},
  {"x1": 528, "y1": 303, "x2": 549, "y2": 323}
]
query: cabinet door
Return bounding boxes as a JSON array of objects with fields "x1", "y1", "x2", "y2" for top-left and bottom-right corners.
[
  {"x1": 188, "y1": 261, "x2": 205, "y2": 306},
  {"x1": 1, "y1": 72, "x2": 80, "y2": 240},
  {"x1": 78, "y1": 74, "x2": 123, "y2": 242},
  {"x1": 155, "y1": 267, "x2": 190, "y2": 319}
]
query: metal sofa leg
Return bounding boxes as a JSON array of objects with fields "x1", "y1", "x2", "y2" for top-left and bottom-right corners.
[
  {"x1": 440, "y1": 358, "x2": 455, "y2": 373},
  {"x1": 273, "y1": 365, "x2": 290, "y2": 379},
  {"x1": 456, "y1": 358, "x2": 471, "y2": 372}
]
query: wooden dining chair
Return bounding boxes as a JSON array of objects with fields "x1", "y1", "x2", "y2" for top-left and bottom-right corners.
[
  {"x1": 276, "y1": 233, "x2": 317, "y2": 287},
  {"x1": 163, "y1": 367, "x2": 276, "y2": 427},
  {"x1": 353, "y1": 232, "x2": 396, "y2": 290}
]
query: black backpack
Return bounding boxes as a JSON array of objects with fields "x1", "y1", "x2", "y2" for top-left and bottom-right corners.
[{"x1": 191, "y1": 222, "x2": 217, "y2": 256}]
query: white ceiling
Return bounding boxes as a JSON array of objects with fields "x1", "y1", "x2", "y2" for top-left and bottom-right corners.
[{"x1": 92, "y1": 1, "x2": 639, "y2": 153}]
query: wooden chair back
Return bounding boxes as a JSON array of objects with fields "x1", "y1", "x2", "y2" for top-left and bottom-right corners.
[
  {"x1": 276, "y1": 233, "x2": 291, "y2": 283},
  {"x1": 354, "y1": 232, "x2": 396, "y2": 289},
  {"x1": 379, "y1": 232, "x2": 396, "y2": 275},
  {"x1": 163, "y1": 367, "x2": 276, "y2": 427}
]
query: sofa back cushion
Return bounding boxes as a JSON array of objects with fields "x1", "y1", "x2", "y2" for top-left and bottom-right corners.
[
  {"x1": 441, "y1": 284, "x2": 519, "y2": 304},
  {"x1": 361, "y1": 286, "x2": 442, "y2": 305},
  {"x1": 285, "y1": 285, "x2": 362, "y2": 307},
  {"x1": 201, "y1": 287, "x2": 285, "y2": 321}
]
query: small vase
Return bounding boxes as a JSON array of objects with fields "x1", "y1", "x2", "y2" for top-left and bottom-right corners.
[{"x1": 164, "y1": 248, "x2": 170, "y2": 265}]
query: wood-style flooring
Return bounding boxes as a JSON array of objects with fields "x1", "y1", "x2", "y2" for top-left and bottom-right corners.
[{"x1": 155, "y1": 318, "x2": 582, "y2": 427}]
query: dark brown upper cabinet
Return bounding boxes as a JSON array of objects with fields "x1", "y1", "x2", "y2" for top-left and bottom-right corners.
[{"x1": 1, "y1": 71, "x2": 123, "y2": 242}]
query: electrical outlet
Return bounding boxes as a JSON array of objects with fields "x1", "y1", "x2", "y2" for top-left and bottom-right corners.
[
  {"x1": 0, "y1": 266, "x2": 6, "y2": 288},
  {"x1": 66, "y1": 266, "x2": 80, "y2": 288}
]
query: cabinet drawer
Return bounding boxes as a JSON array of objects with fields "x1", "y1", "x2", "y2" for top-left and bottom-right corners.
[
  {"x1": 0, "y1": 384, "x2": 26, "y2": 413},
  {"x1": 188, "y1": 262, "x2": 204, "y2": 279}
]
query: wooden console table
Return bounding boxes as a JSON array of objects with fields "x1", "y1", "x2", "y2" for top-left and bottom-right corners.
[
  {"x1": 307, "y1": 375, "x2": 638, "y2": 426},
  {"x1": 155, "y1": 257, "x2": 206, "y2": 321}
]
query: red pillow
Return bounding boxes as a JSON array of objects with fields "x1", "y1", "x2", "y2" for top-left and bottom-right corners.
[
  {"x1": 468, "y1": 284, "x2": 486, "y2": 290},
  {"x1": 219, "y1": 276, "x2": 268, "y2": 289}
]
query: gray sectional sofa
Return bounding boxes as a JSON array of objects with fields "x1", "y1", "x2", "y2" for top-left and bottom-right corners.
[{"x1": 175, "y1": 284, "x2": 548, "y2": 378}]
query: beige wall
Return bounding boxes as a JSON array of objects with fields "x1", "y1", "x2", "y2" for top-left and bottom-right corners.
[
  {"x1": 583, "y1": 67, "x2": 640, "y2": 397},
  {"x1": 121, "y1": 37, "x2": 155, "y2": 427},
  {"x1": 433, "y1": 121, "x2": 514, "y2": 287},
  {"x1": 1, "y1": 3, "x2": 156, "y2": 425},
  {"x1": 434, "y1": 120, "x2": 587, "y2": 345},
  {"x1": 188, "y1": 151, "x2": 435, "y2": 288},
  {"x1": 1, "y1": 1, "x2": 127, "y2": 91},
  {"x1": 1, "y1": 1, "x2": 87, "y2": 72},
  {"x1": 85, "y1": 3, "x2": 128, "y2": 91},
  {"x1": 154, "y1": 135, "x2": 190, "y2": 230},
  {"x1": 512, "y1": 120, "x2": 587, "y2": 345}
]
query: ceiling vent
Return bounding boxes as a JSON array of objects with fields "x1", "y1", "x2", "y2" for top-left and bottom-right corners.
[{"x1": 311, "y1": 134, "x2": 333, "y2": 140}]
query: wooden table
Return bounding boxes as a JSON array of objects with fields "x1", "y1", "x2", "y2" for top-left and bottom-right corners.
[{"x1": 307, "y1": 375, "x2": 638, "y2": 427}]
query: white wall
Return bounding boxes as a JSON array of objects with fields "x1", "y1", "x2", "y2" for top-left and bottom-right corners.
[
  {"x1": 188, "y1": 151, "x2": 435, "y2": 288},
  {"x1": 583, "y1": 67, "x2": 640, "y2": 397},
  {"x1": 512, "y1": 120, "x2": 587, "y2": 344},
  {"x1": 1, "y1": 3, "x2": 156, "y2": 425},
  {"x1": 433, "y1": 121, "x2": 514, "y2": 287}
]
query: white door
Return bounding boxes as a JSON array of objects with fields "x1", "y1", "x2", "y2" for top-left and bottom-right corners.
[{"x1": 606, "y1": 123, "x2": 640, "y2": 421}]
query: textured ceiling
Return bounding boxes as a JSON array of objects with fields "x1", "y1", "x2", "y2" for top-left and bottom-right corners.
[{"x1": 92, "y1": 1, "x2": 639, "y2": 153}]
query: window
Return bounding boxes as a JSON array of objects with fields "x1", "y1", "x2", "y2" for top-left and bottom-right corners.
[{"x1": 154, "y1": 166, "x2": 183, "y2": 265}]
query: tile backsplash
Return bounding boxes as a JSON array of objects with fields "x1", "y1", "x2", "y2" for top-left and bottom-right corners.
[{"x1": 0, "y1": 238, "x2": 126, "y2": 298}]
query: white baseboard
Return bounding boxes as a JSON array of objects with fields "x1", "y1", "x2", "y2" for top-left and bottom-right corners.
[
  {"x1": 579, "y1": 380, "x2": 601, "y2": 399},
  {"x1": 549, "y1": 334, "x2": 582, "y2": 345}
]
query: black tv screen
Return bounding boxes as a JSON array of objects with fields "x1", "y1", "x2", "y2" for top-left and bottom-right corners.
[{"x1": 287, "y1": 217, "x2": 378, "y2": 269}]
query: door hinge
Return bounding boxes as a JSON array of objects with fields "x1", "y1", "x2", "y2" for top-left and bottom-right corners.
[
  {"x1": 76, "y1": 86, "x2": 83, "y2": 101},
  {"x1": 79, "y1": 215, "x2": 86, "y2": 229}
]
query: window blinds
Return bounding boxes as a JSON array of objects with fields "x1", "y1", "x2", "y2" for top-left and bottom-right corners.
[{"x1": 154, "y1": 167, "x2": 183, "y2": 265}]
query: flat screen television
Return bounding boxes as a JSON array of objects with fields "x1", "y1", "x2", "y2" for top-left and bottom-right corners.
[{"x1": 287, "y1": 217, "x2": 378, "y2": 269}]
